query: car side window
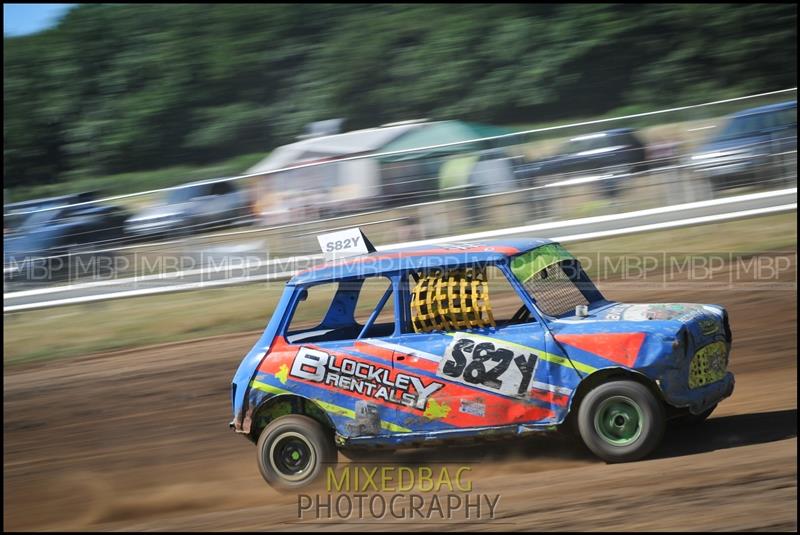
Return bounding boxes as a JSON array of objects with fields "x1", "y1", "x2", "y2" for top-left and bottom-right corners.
[
  {"x1": 766, "y1": 108, "x2": 796, "y2": 130},
  {"x1": 211, "y1": 181, "x2": 234, "y2": 196},
  {"x1": 284, "y1": 276, "x2": 395, "y2": 343},
  {"x1": 354, "y1": 276, "x2": 395, "y2": 338},
  {"x1": 619, "y1": 133, "x2": 642, "y2": 148},
  {"x1": 403, "y1": 264, "x2": 534, "y2": 334},
  {"x1": 485, "y1": 265, "x2": 536, "y2": 326},
  {"x1": 782, "y1": 108, "x2": 797, "y2": 126}
]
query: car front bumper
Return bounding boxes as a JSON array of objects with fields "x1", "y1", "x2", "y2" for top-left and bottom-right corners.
[{"x1": 662, "y1": 371, "x2": 735, "y2": 415}]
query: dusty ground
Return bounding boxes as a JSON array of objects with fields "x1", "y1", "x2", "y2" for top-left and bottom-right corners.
[{"x1": 4, "y1": 260, "x2": 797, "y2": 531}]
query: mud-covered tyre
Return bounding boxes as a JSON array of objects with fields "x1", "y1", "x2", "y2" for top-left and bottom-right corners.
[
  {"x1": 670, "y1": 404, "x2": 717, "y2": 427},
  {"x1": 256, "y1": 415, "x2": 336, "y2": 489},
  {"x1": 577, "y1": 380, "x2": 665, "y2": 463}
]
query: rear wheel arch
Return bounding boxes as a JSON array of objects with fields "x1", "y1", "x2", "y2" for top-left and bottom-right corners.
[{"x1": 249, "y1": 394, "x2": 336, "y2": 443}]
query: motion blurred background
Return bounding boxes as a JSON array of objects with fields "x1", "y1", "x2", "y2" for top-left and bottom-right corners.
[
  {"x1": 3, "y1": 3, "x2": 797, "y2": 532},
  {"x1": 3, "y1": 4, "x2": 796, "y2": 196}
]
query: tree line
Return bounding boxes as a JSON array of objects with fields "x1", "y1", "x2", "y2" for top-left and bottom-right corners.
[{"x1": 4, "y1": 3, "x2": 796, "y2": 188}]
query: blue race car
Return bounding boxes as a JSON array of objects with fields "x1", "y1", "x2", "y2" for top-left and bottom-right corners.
[{"x1": 231, "y1": 235, "x2": 734, "y2": 488}]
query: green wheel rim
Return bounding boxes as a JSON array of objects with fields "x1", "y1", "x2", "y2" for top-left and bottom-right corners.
[
  {"x1": 268, "y1": 431, "x2": 316, "y2": 482},
  {"x1": 594, "y1": 395, "x2": 643, "y2": 446}
]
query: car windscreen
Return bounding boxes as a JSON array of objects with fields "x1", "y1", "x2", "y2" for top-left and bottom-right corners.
[
  {"x1": 563, "y1": 135, "x2": 610, "y2": 154},
  {"x1": 510, "y1": 244, "x2": 603, "y2": 317},
  {"x1": 17, "y1": 208, "x2": 62, "y2": 232}
]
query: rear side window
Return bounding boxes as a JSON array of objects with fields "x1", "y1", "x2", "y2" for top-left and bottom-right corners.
[
  {"x1": 286, "y1": 282, "x2": 339, "y2": 337},
  {"x1": 285, "y1": 276, "x2": 395, "y2": 343},
  {"x1": 408, "y1": 266, "x2": 494, "y2": 333},
  {"x1": 353, "y1": 277, "x2": 395, "y2": 337},
  {"x1": 405, "y1": 264, "x2": 534, "y2": 333}
]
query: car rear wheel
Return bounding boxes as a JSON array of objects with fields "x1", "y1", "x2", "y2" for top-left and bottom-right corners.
[
  {"x1": 577, "y1": 380, "x2": 665, "y2": 463},
  {"x1": 256, "y1": 415, "x2": 336, "y2": 489}
]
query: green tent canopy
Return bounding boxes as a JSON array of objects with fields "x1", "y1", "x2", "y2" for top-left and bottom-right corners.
[{"x1": 378, "y1": 120, "x2": 515, "y2": 163}]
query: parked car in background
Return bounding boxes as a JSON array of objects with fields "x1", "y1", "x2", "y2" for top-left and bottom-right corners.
[
  {"x1": 514, "y1": 128, "x2": 649, "y2": 198},
  {"x1": 4, "y1": 192, "x2": 98, "y2": 235},
  {"x1": 689, "y1": 100, "x2": 797, "y2": 190},
  {"x1": 4, "y1": 199, "x2": 129, "y2": 283},
  {"x1": 125, "y1": 179, "x2": 251, "y2": 239}
]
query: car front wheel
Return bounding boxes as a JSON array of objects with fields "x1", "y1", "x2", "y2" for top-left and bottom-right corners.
[
  {"x1": 577, "y1": 380, "x2": 665, "y2": 463},
  {"x1": 256, "y1": 415, "x2": 336, "y2": 489}
]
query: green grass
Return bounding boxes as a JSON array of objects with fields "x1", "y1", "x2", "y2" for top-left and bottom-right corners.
[{"x1": 4, "y1": 212, "x2": 795, "y2": 367}]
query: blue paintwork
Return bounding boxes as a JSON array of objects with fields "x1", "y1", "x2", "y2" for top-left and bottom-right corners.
[
  {"x1": 550, "y1": 302, "x2": 734, "y2": 414},
  {"x1": 231, "y1": 239, "x2": 735, "y2": 446},
  {"x1": 231, "y1": 286, "x2": 295, "y2": 422},
  {"x1": 290, "y1": 238, "x2": 553, "y2": 285}
]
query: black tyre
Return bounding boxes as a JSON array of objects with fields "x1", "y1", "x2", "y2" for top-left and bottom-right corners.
[
  {"x1": 577, "y1": 380, "x2": 665, "y2": 463},
  {"x1": 670, "y1": 404, "x2": 717, "y2": 427},
  {"x1": 256, "y1": 415, "x2": 336, "y2": 489}
]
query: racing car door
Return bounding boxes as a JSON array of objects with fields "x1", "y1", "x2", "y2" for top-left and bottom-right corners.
[
  {"x1": 382, "y1": 264, "x2": 578, "y2": 436},
  {"x1": 276, "y1": 274, "x2": 425, "y2": 438}
]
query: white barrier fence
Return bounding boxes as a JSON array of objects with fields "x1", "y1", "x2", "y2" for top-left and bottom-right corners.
[{"x1": 4, "y1": 187, "x2": 795, "y2": 312}]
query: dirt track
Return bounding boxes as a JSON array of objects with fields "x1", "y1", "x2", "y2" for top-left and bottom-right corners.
[{"x1": 4, "y1": 262, "x2": 797, "y2": 531}]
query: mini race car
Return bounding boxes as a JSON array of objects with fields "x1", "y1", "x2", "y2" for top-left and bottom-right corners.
[{"x1": 230, "y1": 231, "x2": 734, "y2": 488}]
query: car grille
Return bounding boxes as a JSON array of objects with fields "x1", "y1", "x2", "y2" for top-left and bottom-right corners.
[{"x1": 688, "y1": 341, "x2": 729, "y2": 389}]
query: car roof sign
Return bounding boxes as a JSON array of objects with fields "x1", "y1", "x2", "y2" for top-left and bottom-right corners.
[{"x1": 317, "y1": 227, "x2": 376, "y2": 261}]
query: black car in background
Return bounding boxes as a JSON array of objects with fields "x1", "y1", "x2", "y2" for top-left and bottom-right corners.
[
  {"x1": 4, "y1": 200, "x2": 129, "y2": 283},
  {"x1": 514, "y1": 128, "x2": 649, "y2": 198},
  {"x1": 3, "y1": 191, "x2": 99, "y2": 235}
]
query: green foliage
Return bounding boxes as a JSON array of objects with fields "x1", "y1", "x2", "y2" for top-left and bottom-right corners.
[{"x1": 4, "y1": 3, "x2": 797, "y2": 191}]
